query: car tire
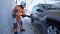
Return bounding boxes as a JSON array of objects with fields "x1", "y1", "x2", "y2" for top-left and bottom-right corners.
[
  {"x1": 46, "y1": 23, "x2": 60, "y2": 34},
  {"x1": 41, "y1": 22, "x2": 60, "y2": 34}
]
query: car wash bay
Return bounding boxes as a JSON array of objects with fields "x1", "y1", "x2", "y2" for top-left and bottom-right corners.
[
  {"x1": 0, "y1": 0, "x2": 42, "y2": 33},
  {"x1": 0, "y1": 0, "x2": 60, "y2": 34},
  {"x1": 0, "y1": 0, "x2": 42, "y2": 34}
]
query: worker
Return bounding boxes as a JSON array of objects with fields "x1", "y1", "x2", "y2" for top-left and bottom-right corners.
[{"x1": 12, "y1": 1, "x2": 28, "y2": 34}]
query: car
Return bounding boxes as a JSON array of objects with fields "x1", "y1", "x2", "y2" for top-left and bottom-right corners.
[{"x1": 30, "y1": 4, "x2": 60, "y2": 34}]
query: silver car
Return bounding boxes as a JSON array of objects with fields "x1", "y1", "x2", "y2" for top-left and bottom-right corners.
[{"x1": 30, "y1": 4, "x2": 60, "y2": 34}]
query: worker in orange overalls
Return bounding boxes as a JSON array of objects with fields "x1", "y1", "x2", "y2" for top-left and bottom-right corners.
[{"x1": 12, "y1": 1, "x2": 28, "y2": 34}]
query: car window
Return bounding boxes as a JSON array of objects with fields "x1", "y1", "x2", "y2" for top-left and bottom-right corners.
[{"x1": 42, "y1": 4, "x2": 60, "y2": 10}]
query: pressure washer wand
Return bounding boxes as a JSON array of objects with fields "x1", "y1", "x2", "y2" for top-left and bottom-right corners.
[{"x1": 21, "y1": 15, "x2": 31, "y2": 17}]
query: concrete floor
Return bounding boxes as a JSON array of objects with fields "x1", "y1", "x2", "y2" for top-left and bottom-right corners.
[{"x1": 17, "y1": 17, "x2": 41, "y2": 34}]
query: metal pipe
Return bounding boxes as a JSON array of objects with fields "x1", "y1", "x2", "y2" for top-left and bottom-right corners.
[{"x1": 16, "y1": 0, "x2": 17, "y2": 4}]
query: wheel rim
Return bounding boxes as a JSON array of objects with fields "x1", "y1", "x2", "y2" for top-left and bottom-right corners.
[{"x1": 47, "y1": 26, "x2": 59, "y2": 34}]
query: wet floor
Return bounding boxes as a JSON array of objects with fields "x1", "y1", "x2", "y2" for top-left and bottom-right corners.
[{"x1": 17, "y1": 17, "x2": 41, "y2": 34}]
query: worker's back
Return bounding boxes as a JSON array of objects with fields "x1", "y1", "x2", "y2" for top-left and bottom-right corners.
[{"x1": 13, "y1": 5, "x2": 24, "y2": 14}]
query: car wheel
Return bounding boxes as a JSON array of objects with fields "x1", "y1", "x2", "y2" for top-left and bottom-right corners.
[
  {"x1": 41, "y1": 23, "x2": 60, "y2": 34},
  {"x1": 47, "y1": 24, "x2": 60, "y2": 34}
]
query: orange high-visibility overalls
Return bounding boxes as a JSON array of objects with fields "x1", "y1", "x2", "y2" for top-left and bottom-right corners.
[{"x1": 13, "y1": 5, "x2": 26, "y2": 30}]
